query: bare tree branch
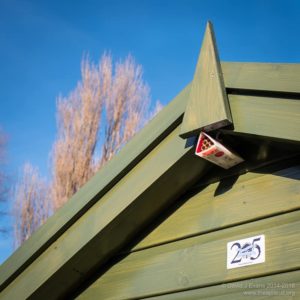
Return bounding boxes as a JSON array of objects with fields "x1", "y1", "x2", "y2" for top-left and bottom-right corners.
[
  {"x1": 13, "y1": 163, "x2": 51, "y2": 248},
  {"x1": 100, "y1": 55, "x2": 150, "y2": 165},
  {"x1": 52, "y1": 54, "x2": 151, "y2": 210},
  {"x1": 12, "y1": 53, "x2": 161, "y2": 247},
  {"x1": 51, "y1": 56, "x2": 105, "y2": 210}
]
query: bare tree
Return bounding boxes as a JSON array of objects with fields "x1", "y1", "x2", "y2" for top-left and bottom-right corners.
[
  {"x1": 13, "y1": 163, "x2": 51, "y2": 248},
  {"x1": 100, "y1": 55, "x2": 150, "y2": 165},
  {"x1": 12, "y1": 53, "x2": 158, "y2": 247},
  {"x1": 51, "y1": 56, "x2": 105, "y2": 210},
  {"x1": 52, "y1": 54, "x2": 150, "y2": 210}
]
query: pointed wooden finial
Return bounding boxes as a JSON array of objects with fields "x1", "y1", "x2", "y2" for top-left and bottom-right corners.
[{"x1": 180, "y1": 22, "x2": 232, "y2": 138}]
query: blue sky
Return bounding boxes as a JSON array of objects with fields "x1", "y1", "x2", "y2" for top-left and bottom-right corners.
[{"x1": 0, "y1": 0, "x2": 299, "y2": 264}]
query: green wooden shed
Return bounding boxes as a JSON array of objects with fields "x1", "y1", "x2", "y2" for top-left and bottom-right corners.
[{"x1": 1, "y1": 22, "x2": 300, "y2": 300}]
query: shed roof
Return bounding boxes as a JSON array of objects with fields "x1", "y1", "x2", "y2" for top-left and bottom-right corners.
[{"x1": 0, "y1": 22, "x2": 300, "y2": 300}]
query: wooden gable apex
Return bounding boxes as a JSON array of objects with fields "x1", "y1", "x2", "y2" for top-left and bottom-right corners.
[
  {"x1": 0, "y1": 23, "x2": 300, "y2": 300},
  {"x1": 180, "y1": 21, "x2": 232, "y2": 138}
]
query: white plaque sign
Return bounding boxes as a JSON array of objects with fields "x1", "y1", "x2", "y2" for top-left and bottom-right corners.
[{"x1": 227, "y1": 235, "x2": 265, "y2": 269}]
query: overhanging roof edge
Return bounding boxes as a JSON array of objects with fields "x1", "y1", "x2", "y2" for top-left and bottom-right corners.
[{"x1": 1, "y1": 61, "x2": 300, "y2": 295}]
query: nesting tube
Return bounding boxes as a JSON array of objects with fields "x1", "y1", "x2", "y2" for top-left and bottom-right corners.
[{"x1": 201, "y1": 137, "x2": 213, "y2": 151}]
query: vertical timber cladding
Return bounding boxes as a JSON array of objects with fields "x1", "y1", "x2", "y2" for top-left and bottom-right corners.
[{"x1": 77, "y1": 164, "x2": 300, "y2": 299}]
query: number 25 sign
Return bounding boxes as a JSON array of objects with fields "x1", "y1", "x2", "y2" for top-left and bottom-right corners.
[{"x1": 227, "y1": 235, "x2": 265, "y2": 269}]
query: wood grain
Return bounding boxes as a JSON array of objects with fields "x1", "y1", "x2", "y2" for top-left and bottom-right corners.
[
  {"x1": 2, "y1": 61, "x2": 299, "y2": 293},
  {"x1": 1, "y1": 60, "x2": 299, "y2": 299},
  {"x1": 0, "y1": 82, "x2": 191, "y2": 291},
  {"x1": 180, "y1": 22, "x2": 232, "y2": 138},
  {"x1": 132, "y1": 165, "x2": 300, "y2": 251},
  {"x1": 148, "y1": 270, "x2": 300, "y2": 299},
  {"x1": 77, "y1": 210, "x2": 300, "y2": 300},
  {"x1": 228, "y1": 95, "x2": 300, "y2": 141},
  {"x1": 222, "y1": 62, "x2": 300, "y2": 94},
  {"x1": 0, "y1": 125, "x2": 210, "y2": 300}
]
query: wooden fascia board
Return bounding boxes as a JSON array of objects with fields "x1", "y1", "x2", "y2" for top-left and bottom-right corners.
[
  {"x1": 180, "y1": 22, "x2": 232, "y2": 138},
  {"x1": 222, "y1": 62, "x2": 300, "y2": 94},
  {"x1": 0, "y1": 85, "x2": 190, "y2": 292},
  {"x1": 0, "y1": 126, "x2": 212, "y2": 300},
  {"x1": 0, "y1": 61, "x2": 299, "y2": 297},
  {"x1": 226, "y1": 94, "x2": 300, "y2": 142}
]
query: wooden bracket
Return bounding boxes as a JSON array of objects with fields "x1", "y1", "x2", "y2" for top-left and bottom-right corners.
[{"x1": 180, "y1": 21, "x2": 232, "y2": 138}]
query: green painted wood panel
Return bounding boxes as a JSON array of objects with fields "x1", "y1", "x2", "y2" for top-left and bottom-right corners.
[
  {"x1": 180, "y1": 22, "x2": 232, "y2": 138},
  {"x1": 0, "y1": 85, "x2": 190, "y2": 292},
  {"x1": 222, "y1": 62, "x2": 300, "y2": 94},
  {"x1": 0, "y1": 126, "x2": 211, "y2": 300},
  {"x1": 1, "y1": 61, "x2": 299, "y2": 298},
  {"x1": 228, "y1": 95, "x2": 300, "y2": 141},
  {"x1": 2, "y1": 94, "x2": 299, "y2": 299},
  {"x1": 2, "y1": 61, "x2": 299, "y2": 293},
  {"x1": 77, "y1": 210, "x2": 300, "y2": 300},
  {"x1": 132, "y1": 165, "x2": 300, "y2": 251},
  {"x1": 149, "y1": 270, "x2": 300, "y2": 300}
]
